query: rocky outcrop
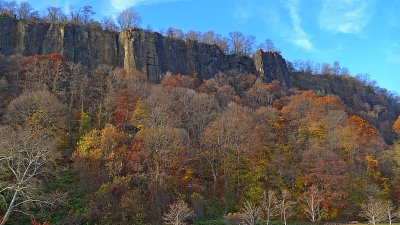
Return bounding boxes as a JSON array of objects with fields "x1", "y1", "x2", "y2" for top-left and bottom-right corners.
[
  {"x1": 253, "y1": 50, "x2": 291, "y2": 87},
  {"x1": 120, "y1": 29, "x2": 255, "y2": 83},
  {"x1": 0, "y1": 17, "x2": 291, "y2": 87},
  {"x1": 0, "y1": 17, "x2": 123, "y2": 68},
  {"x1": 0, "y1": 16, "x2": 18, "y2": 55}
]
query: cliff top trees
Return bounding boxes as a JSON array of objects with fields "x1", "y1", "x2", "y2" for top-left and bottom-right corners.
[
  {"x1": 117, "y1": 8, "x2": 141, "y2": 29},
  {"x1": 258, "y1": 38, "x2": 278, "y2": 52},
  {"x1": 46, "y1": 7, "x2": 66, "y2": 23},
  {"x1": 101, "y1": 16, "x2": 119, "y2": 32},
  {"x1": 69, "y1": 5, "x2": 95, "y2": 25},
  {"x1": 16, "y1": 2, "x2": 37, "y2": 20}
]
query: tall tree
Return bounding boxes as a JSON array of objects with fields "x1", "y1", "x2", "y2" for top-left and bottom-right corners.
[
  {"x1": 302, "y1": 186, "x2": 323, "y2": 223},
  {"x1": 279, "y1": 190, "x2": 295, "y2": 225},
  {"x1": 261, "y1": 190, "x2": 279, "y2": 225}
]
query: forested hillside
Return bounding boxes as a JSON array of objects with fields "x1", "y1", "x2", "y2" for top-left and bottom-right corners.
[
  {"x1": 1, "y1": 53, "x2": 400, "y2": 225},
  {"x1": 1, "y1": 1, "x2": 400, "y2": 224}
]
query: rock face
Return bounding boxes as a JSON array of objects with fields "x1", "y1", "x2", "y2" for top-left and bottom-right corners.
[
  {"x1": 0, "y1": 17, "x2": 291, "y2": 87},
  {"x1": 119, "y1": 29, "x2": 255, "y2": 83},
  {"x1": 0, "y1": 17, "x2": 123, "y2": 67},
  {"x1": 253, "y1": 50, "x2": 291, "y2": 87}
]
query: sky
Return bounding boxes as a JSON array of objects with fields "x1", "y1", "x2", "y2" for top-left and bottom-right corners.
[{"x1": 24, "y1": 0, "x2": 400, "y2": 94}]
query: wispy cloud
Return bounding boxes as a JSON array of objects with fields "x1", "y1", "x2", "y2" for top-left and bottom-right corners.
[
  {"x1": 285, "y1": 0, "x2": 314, "y2": 51},
  {"x1": 110, "y1": 0, "x2": 185, "y2": 11},
  {"x1": 238, "y1": 0, "x2": 314, "y2": 51},
  {"x1": 319, "y1": 0, "x2": 373, "y2": 34}
]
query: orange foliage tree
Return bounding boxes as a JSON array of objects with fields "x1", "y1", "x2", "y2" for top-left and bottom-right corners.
[
  {"x1": 348, "y1": 115, "x2": 377, "y2": 141},
  {"x1": 393, "y1": 116, "x2": 400, "y2": 134}
]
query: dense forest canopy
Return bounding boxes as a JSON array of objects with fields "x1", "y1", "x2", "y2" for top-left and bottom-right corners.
[
  {"x1": 0, "y1": 53, "x2": 399, "y2": 225},
  {"x1": 1, "y1": 1, "x2": 400, "y2": 225}
]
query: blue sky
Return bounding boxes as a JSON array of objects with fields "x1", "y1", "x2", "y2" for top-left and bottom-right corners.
[{"x1": 25, "y1": 0, "x2": 400, "y2": 94}]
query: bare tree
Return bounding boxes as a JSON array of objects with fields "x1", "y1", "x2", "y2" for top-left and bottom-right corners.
[
  {"x1": 243, "y1": 35, "x2": 256, "y2": 56},
  {"x1": 82, "y1": 6, "x2": 95, "y2": 24},
  {"x1": 46, "y1": 6, "x2": 66, "y2": 22},
  {"x1": 163, "y1": 200, "x2": 194, "y2": 225},
  {"x1": 279, "y1": 189, "x2": 295, "y2": 225},
  {"x1": 302, "y1": 186, "x2": 323, "y2": 223},
  {"x1": 240, "y1": 201, "x2": 261, "y2": 225},
  {"x1": 186, "y1": 30, "x2": 201, "y2": 41},
  {"x1": 201, "y1": 30, "x2": 217, "y2": 44},
  {"x1": 385, "y1": 200, "x2": 396, "y2": 225},
  {"x1": 359, "y1": 196, "x2": 386, "y2": 225},
  {"x1": 69, "y1": 7, "x2": 80, "y2": 25},
  {"x1": 117, "y1": 8, "x2": 141, "y2": 29},
  {"x1": 16, "y1": 2, "x2": 33, "y2": 20},
  {"x1": 229, "y1": 31, "x2": 245, "y2": 54},
  {"x1": 101, "y1": 16, "x2": 119, "y2": 32},
  {"x1": 258, "y1": 38, "x2": 277, "y2": 52},
  {"x1": 0, "y1": 126, "x2": 59, "y2": 225},
  {"x1": 166, "y1": 27, "x2": 185, "y2": 39},
  {"x1": 261, "y1": 190, "x2": 279, "y2": 225},
  {"x1": 1, "y1": 0, "x2": 17, "y2": 15}
]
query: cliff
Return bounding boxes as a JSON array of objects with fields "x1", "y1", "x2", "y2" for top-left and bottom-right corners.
[
  {"x1": 0, "y1": 17, "x2": 291, "y2": 86},
  {"x1": 253, "y1": 50, "x2": 291, "y2": 87}
]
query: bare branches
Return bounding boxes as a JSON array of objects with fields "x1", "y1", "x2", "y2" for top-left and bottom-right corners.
[
  {"x1": 240, "y1": 201, "x2": 261, "y2": 225},
  {"x1": 359, "y1": 196, "x2": 386, "y2": 225},
  {"x1": 117, "y1": 8, "x2": 141, "y2": 29},
  {"x1": 0, "y1": 125, "x2": 58, "y2": 225},
  {"x1": 163, "y1": 200, "x2": 194, "y2": 225},
  {"x1": 279, "y1": 189, "x2": 295, "y2": 225},
  {"x1": 261, "y1": 190, "x2": 279, "y2": 225},
  {"x1": 302, "y1": 186, "x2": 323, "y2": 223}
]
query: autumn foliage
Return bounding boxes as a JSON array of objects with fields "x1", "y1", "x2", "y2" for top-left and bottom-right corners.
[
  {"x1": 0, "y1": 54, "x2": 399, "y2": 224},
  {"x1": 393, "y1": 116, "x2": 400, "y2": 134}
]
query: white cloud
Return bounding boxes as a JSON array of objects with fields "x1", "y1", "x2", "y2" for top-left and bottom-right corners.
[
  {"x1": 110, "y1": 0, "x2": 185, "y2": 11},
  {"x1": 319, "y1": 0, "x2": 372, "y2": 34},
  {"x1": 285, "y1": 0, "x2": 314, "y2": 51}
]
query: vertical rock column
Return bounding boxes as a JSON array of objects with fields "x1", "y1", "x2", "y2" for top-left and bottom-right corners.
[
  {"x1": 253, "y1": 50, "x2": 291, "y2": 88},
  {"x1": 120, "y1": 29, "x2": 162, "y2": 83}
]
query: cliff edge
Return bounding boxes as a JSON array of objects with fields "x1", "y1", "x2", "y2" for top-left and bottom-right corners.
[{"x1": 0, "y1": 17, "x2": 291, "y2": 87}]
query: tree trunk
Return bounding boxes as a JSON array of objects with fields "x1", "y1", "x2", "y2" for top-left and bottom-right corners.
[
  {"x1": 237, "y1": 149, "x2": 240, "y2": 201},
  {"x1": 212, "y1": 166, "x2": 217, "y2": 197},
  {"x1": 1, "y1": 190, "x2": 18, "y2": 225}
]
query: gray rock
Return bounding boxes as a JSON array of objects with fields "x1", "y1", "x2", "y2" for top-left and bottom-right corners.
[
  {"x1": 0, "y1": 17, "x2": 291, "y2": 87},
  {"x1": 253, "y1": 50, "x2": 291, "y2": 87}
]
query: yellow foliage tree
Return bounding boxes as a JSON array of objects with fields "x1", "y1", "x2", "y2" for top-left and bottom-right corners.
[{"x1": 130, "y1": 97, "x2": 149, "y2": 131}]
